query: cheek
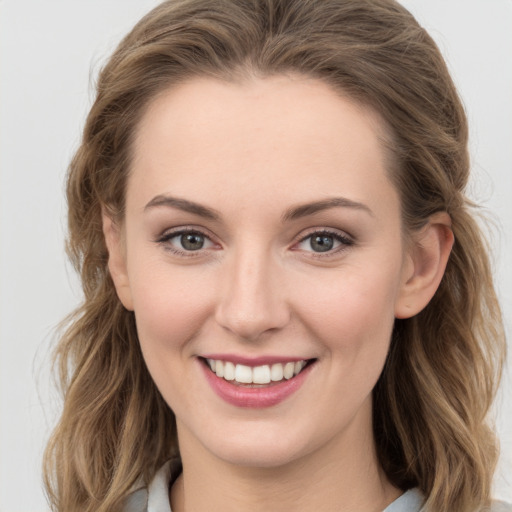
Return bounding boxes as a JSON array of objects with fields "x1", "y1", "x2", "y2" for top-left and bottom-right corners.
[
  {"x1": 292, "y1": 263, "x2": 402, "y2": 422},
  {"x1": 128, "y1": 264, "x2": 218, "y2": 413},
  {"x1": 294, "y1": 260, "x2": 402, "y2": 356},
  {"x1": 127, "y1": 258, "x2": 215, "y2": 358}
]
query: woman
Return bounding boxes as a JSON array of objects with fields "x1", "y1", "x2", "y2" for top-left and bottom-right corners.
[{"x1": 43, "y1": 1, "x2": 509, "y2": 511}]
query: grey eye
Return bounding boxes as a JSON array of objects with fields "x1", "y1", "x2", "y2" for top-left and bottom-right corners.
[
  {"x1": 295, "y1": 230, "x2": 353, "y2": 255},
  {"x1": 180, "y1": 233, "x2": 206, "y2": 251},
  {"x1": 309, "y1": 234, "x2": 335, "y2": 252},
  {"x1": 158, "y1": 228, "x2": 216, "y2": 255}
]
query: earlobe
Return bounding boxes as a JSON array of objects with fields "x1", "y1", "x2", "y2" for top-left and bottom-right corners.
[
  {"x1": 395, "y1": 212, "x2": 454, "y2": 319},
  {"x1": 102, "y1": 210, "x2": 134, "y2": 311}
]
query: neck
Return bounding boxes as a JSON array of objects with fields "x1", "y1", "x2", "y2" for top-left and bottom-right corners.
[{"x1": 170, "y1": 409, "x2": 401, "y2": 512}]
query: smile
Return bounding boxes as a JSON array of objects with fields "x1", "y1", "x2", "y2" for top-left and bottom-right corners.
[
  {"x1": 205, "y1": 358, "x2": 309, "y2": 385},
  {"x1": 199, "y1": 356, "x2": 316, "y2": 408}
]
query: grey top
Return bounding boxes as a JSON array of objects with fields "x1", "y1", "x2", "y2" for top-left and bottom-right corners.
[{"x1": 123, "y1": 459, "x2": 512, "y2": 512}]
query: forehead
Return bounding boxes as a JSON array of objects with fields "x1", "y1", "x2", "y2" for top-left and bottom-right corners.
[{"x1": 129, "y1": 75, "x2": 397, "y2": 216}]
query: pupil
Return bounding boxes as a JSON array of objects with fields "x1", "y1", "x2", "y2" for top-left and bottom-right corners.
[
  {"x1": 181, "y1": 233, "x2": 204, "y2": 250},
  {"x1": 311, "y1": 235, "x2": 333, "y2": 252}
]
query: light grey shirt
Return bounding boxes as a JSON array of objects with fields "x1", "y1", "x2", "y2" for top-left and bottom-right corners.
[{"x1": 123, "y1": 459, "x2": 512, "y2": 512}]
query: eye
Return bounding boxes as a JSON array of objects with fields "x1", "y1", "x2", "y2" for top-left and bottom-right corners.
[
  {"x1": 157, "y1": 228, "x2": 216, "y2": 255},
  {"x1": 176, "y1": 232, "x2": 209, "y2": 251},
  {"x1": 295, "y1": 230, "x2": 353, "y2": 254}
]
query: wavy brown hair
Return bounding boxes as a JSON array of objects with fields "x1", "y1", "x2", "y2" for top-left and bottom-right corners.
[{"x1": 43, "y1": 1, "x2": 506, "y2": 511}]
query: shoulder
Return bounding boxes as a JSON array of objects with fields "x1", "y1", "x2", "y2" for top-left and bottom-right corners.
[
  {"x1": 122, "y1": 458, "x2": 182, "y2": 512},
  {"x1": 383, "y1": 488, "x2": 424, "y2": 511},
  {"x1": 491, "y1": 501, "x2": 512, "y2": 512},
  {"x1": 384, "y1": 488, "x2": 512, "y2": 512}
]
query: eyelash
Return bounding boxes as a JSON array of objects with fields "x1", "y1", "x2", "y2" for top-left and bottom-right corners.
[
  {"x1": 155, "y1": 227, "x2": 354, "y2": 258},
  {"x1": 294, "y1": 229, "x2": 354, "y2": 257},
  {"x1": 155, "y1": 227, "x2": 218, "y2": 258}
]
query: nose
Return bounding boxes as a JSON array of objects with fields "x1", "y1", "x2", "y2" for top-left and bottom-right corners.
[{"x1": 214, "y1": 246, "x2": 290, "y2": 342}]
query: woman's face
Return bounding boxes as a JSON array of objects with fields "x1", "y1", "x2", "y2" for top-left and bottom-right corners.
[{"x1": 107, "y1": 75, "x2": 420, "y2": 467}]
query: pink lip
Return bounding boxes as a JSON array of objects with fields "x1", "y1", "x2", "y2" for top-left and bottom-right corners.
[
  {"x1": 199, "y1": 359, "x2": 314, "y2": 408},
  {"x1": 201, "y1": 353, "x2": 309, "y2": 366}
]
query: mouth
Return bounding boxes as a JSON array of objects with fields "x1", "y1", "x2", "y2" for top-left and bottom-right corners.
[{"x1": 200, "y1": 357, "x2": 316, "y2": 387}]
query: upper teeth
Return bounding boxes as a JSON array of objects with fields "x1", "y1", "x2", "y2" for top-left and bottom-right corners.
[{"x1": 206, "y1": 359, "x2": 307, "y2": 384}]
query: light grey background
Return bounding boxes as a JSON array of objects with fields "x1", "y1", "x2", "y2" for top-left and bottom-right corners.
[{"x1": 0, "y1": 1, "x2": 511, "y2": 510}]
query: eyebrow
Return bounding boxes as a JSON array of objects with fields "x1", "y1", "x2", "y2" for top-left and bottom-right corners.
[
  {"x1": 144, "y1": 194, "x2": 373, "y2": 221},
  {"x1": 144, "y1": 195, "x2": 221, "y2": 221},
  {"x1": 282, "y1": 197, "x2": 374, "y2": 221}
]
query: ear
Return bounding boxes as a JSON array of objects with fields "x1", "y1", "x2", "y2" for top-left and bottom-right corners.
[
  {"x1": 102, "y1": 210, "x2": 134, "y2": 311},
  {"x1": 395, "y1": 212, "x2": 454, "y2": 319}
]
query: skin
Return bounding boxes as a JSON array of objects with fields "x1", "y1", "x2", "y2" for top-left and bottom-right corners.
[{"x1": 104, "y1": 75, "x2": 453, "y2": 512}]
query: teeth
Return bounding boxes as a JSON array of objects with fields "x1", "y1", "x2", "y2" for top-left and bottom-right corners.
[
  {"x1": 253, "y1": 365, "x2": 271, "y2": 384},
  {"x1": 270, "y1": 363, "x2": 284, "y2": 381},
  {"x1": 206, "y1": 359, "x2": 309, "y2": 385},
  {"x1": 224, "y1": 361, "x2": 235, "y2": 381},
  {"x1": 283, "y1": 362, "x2": 295, "y2": 380},
  {"x1": 235, "y1": 364, "x2": 253, "y2": 383}
]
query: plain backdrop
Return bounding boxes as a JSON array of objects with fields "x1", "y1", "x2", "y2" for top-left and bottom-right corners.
[{"x1": 1, "y1": 1, "x2": 511, "y2": 510}]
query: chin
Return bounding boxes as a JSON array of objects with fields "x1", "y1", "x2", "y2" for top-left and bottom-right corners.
[
  {"x1": 195, "y1": 422, "x2": 319, "y2": 469},
  {"x1": 215, "y1": 441, "x2": 305, "y2": 469}
]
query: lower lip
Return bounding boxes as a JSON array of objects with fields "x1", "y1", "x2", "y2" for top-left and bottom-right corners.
[{"x1": 200, "y1": 361, "x2": 314, "y2": 408}]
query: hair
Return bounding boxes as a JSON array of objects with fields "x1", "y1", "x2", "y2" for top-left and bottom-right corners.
[{"x1": 43, "y1": 1, "x2": 506, "y2": 511}]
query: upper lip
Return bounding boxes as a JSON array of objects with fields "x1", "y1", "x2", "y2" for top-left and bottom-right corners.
[{"x1": 200, "y1": 354, "x2": 314, "y2": 366}]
